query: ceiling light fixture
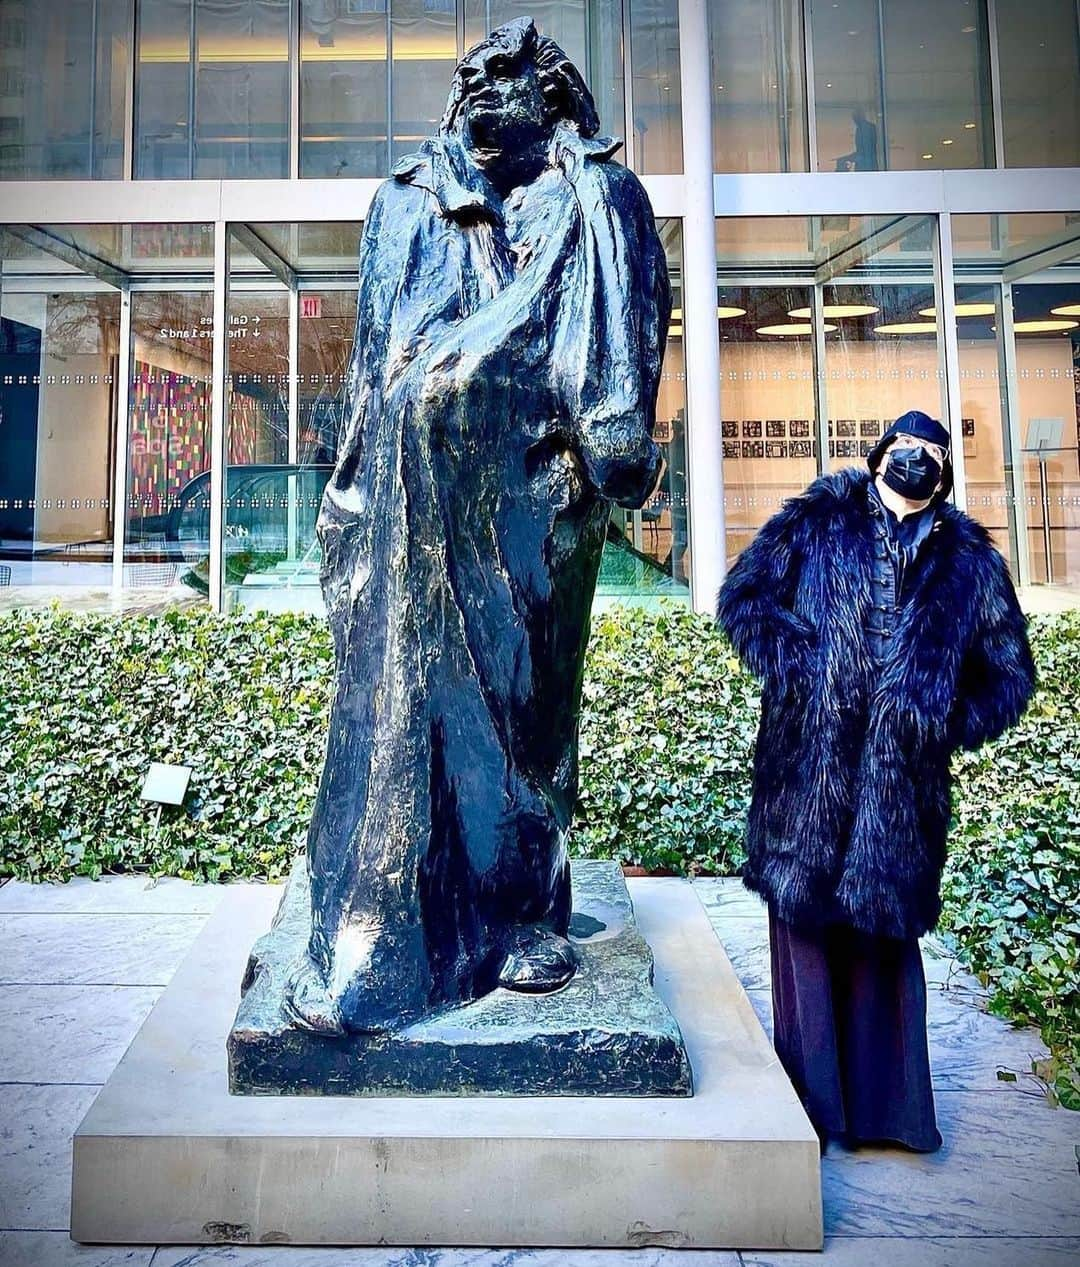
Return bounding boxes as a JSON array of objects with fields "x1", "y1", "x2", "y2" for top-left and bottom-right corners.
[
  {"x1": 1050, "y1": 303, "x2": 1080, "y2": 317},
  {"x1": 1012, "y1": 319, "x2": 1079, "y2": 333},
  {"x1": 756, "y1": 322, "x2": 838, "y2": 336},
  {"x1": 788, "y1": 304, "x2": 879, "y2": 318},
  {"x1": 922, "y1": 152, "x2": 934, "y2": 160},
  {"x1": 874, "y1": 321, "x2": 938, "y2": 334},
  {"x1": 964, "y1": 121, "x2": 976, "y2": 129},
  {"x1": 919, "y1": 302, "x2": 996, "y2": 317}
]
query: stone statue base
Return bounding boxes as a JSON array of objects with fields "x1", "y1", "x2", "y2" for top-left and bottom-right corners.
[{"x1": 227, "y1": 859, "x2": 692, "y2": 1097}]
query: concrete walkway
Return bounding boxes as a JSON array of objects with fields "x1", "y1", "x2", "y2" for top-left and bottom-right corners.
[{"x1": 0, "y1": 875, "x2": 1076, "y2": 1267}]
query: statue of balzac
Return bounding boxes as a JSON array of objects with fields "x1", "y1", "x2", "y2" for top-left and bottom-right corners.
[{"x1": 285, "y1": 16, "x2": 671, "y2": 1036}]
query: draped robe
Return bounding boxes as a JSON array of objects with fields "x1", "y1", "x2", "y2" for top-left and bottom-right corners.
[{"x1": 300, "y1": 127, "x2": 670, "y2": 1032}]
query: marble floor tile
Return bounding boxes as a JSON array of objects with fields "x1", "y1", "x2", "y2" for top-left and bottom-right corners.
[
  {"x1": 926, "y1": 990, "x2": 1050, "y2": 1091},
  {"x1": 691, "y1": 878, "x2": 766, "y2": 919},
  {"x1": 0, "y1": 915, "x2": 210, "y2": 986},
  {"x1": 0, "y1": 1083, "x2": 99, "y2": 1230},
  {"x1": 821, "y1": 1090, "x2": 1080, "y2": 1237},
  {"x1": 150, "y1": 1249, "x2": 739, "y2": 1266},
  {"x1": 741, "y1": 1237, "x2": 1080, "y2": 1266},
  {"x1": 0, "y1": 984, "x2": 161, "y2": 1084},
  {"x1": 0, "y1": 877, "x2": 230, "y2": 916},
  {"x1": 706, "y1": 920, "x2": 770, "y2": 992},
  {"x1": 0, "y1": 1231, "x2": 153, "y2": 1266}
]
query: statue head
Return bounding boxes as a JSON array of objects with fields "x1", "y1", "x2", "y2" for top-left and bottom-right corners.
[{"x1": 440, "y1": 16, "x2": 600, "y2": 157}]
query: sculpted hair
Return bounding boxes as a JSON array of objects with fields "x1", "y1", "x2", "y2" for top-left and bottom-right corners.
[{"x1": 440, "y1": 16, "x2": 601, "y2": 139}]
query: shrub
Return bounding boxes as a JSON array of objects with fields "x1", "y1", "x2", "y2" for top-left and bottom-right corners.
[{"x1": 0, "y1": 602, "x2": 1076, "y2": 1105}]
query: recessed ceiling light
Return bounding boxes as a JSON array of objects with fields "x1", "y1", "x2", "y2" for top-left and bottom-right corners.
[
  {"x1": 788, "y1": 304, "x2": 879, "y2": 318},
  {"x1": 919, "y1": 303, "x2": 996, "y2": 317},
  {"x1": 964, "y1": 122, "x2": 976, "y2": 129},
  {"x1": 1050, "y1": 303, "x2": 1080, "y2": 317},
  {"x1": 1012, "y1": 319, "x2": 1079, "y2": 333},
  {"x1": 942, "y1": 138, "x2": 954, "y2": 146},
  {"x1": 922, "y1": 153, "x2": 934, "y2": 160},
  {"x1": 961, "y1": 24, "x2": 976, "y2": 32},
  {"x1": 670, "y1": 306, "x2": 748, "y2": 321},
  {"x1": 757, "y1": 322, "x2": 838, "y2": 336},
  {"x1": 848, "y1": 29, "x2": 859, "y2": 36},
  {"x1": 825, "y1": 82, "x2": 833, "y2": 88},
  {"x1": 874, "y1": 321, "x2": 938, "y2": 335}
]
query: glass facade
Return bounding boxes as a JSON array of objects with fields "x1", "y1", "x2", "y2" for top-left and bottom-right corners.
[
  {"x1": 1, "y1": 4, "x2": 1078, "y2": 611},
  {"x1": 136, "y1": 0, "x2": 290, "y2": 178}
]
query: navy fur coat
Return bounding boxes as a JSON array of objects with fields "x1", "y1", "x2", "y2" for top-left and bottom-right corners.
[{"x1": 716, "y1": 467, "x2": 1035, "y2": 940}]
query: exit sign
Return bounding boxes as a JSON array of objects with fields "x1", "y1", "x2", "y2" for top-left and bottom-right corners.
[{"x1": 300, "y1": 296, "x2": 322, "y2": 319}]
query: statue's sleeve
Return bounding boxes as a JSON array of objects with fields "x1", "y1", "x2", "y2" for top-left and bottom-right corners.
[{"x1": 555, "y1": 160, "x2": 670, "y2": 510}]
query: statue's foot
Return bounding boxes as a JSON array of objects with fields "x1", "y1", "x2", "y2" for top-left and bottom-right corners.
[
  {"x1": 283, "y1": 954, "x2": 346, "y2": 1037},
  {"x1": 498, "y1": 926, "x2": 577, "y2": 994}
]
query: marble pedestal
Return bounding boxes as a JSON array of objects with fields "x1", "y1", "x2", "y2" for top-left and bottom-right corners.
[{"x1": 70, "y1": 875, "x2": 823, "y2": 1249}]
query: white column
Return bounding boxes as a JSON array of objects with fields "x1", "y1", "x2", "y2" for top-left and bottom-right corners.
[
  {"x1": 208, "y1": 223, "x2": 230, "y2": 613},
  {"x1": 676, "y1": 0, "x2": 724, "y2": 613}
]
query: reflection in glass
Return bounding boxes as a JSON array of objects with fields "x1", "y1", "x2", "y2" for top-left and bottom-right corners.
[
  {"x1": 809, "y1": 0, "x2": 992, "y2": 172},
  {"x1": 136, "y1": 0, "x2": 195, "y2": 178},
  {"x1": 822, "y1": 218, "x2": 945, "y2": 473},
  {"x1": 0, "y1": 0, "x2": 128, "y2": 179},
  {"x1": 1011, "y1": 278, "x2": 1080, "y2": 586},
  {"x1": 127, "y1": 291, "x2": 212, "y2": 597},
  {"x1": 301, "y1": 0, "x2": 388, "y2": 177},
  {"x1": 391, "y1": 0, "x2": 457, "y2": 165},
  {"x1": 602, "y1": 219, "x2": 689, "y2": 599},
  {"x1": 0, "y1": 285, "x2": 120, "y2": 589},
  {"x1": 630, "y1": 0, "x2": 683, "y2": 173},
  {"x1": 709, "y1": 0, "x2": 806, "y2": 173},
  {"x1": 138, "y1": 0, "x2": 290, "y2": 179},
  {"x1": 949, "y1": 283, "x2": 1015, "y2": 565},
  {"x1": 995, "y1": 0, "x2": 1080, "y2": 168},
  {"x1": 195, "y1": 0, "x2": 289, "y2": 177}
]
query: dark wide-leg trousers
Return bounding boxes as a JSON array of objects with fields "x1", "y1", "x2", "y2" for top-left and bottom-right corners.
[{"x1": 768, "y1": 906, "x2": 943, "y2": 1152}]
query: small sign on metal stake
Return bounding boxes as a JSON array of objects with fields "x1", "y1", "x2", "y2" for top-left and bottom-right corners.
[{"x1": 140, "y1": 762, "x2": 192, "y2": 807}]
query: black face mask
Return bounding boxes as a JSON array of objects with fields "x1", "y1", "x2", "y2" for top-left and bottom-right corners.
[{"x1": 882, "y1": 444, "x2": 942, "y2": 500}]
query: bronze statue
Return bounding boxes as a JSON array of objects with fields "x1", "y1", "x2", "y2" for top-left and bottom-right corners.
[{"x1": 283, "y1": 16, "x2": 670, "y2": 1037}]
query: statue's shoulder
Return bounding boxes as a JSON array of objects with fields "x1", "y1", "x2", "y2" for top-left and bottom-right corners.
[{"x1": 553, "y1": 129, "x2": 650, "y2": 211}]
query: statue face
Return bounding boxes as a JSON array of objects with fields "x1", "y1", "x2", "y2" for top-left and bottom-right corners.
[{"x1": 457, "y1": 49, "x2": 555, "y2": 153}]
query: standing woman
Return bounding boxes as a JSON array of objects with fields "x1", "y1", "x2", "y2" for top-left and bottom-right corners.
[{"x1": 716, "y1": 410, "x2": 1035, "y2": 1152}]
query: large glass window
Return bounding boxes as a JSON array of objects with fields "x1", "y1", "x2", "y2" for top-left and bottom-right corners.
[
  {"x1": 391, "y1": 0, "x2": 457, "y2": 165},
  {"x1": 995, "y1": 0, "x2": 1080, "y2": 168},
  {"x1": 631, "y1": 0, "x2": 683, "y2": 174},
  {"x1": 137, "y1": 0, "x2": 290, "y2": 179},
  {"x1": 0, "y1": 240, "x2": 120, "y2": 593},
  {"x1": 953, "y1": 213, "x2": 1080, "y2": 590},
  {"x1": 601, "y1": 218, "x2": 689, "y2": 601},
  {"x1": 0, "y1": 0, "x2": 129, "y2": 179},
  {"x1": 714, "y1": 219, "x2": 818, "y2": 561},
  {"x1": 709, "y1": 0, "x2": 806, "y2": 173},
  {"x1": 300, "y1": 0, "x2": 388, "y2": 177},
  {"x1": 808, "y1": 0, "x2": 992, "y2": 172}
]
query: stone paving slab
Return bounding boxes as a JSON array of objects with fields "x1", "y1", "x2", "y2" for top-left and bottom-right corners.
[
  {"x1": 821, "y1": 1091, "x2": 1080, "y2": 1238},
  {"x1": 0, "y1": 1083, "x2": 99, "y2": 1230},
  {"x1": 0, "y1": 984, "x2": 161, "y2": 1084},
  {"x1": 742, "y1": 1239, "x2": 1080, "y2": 1266},
  {"x1": 0, "y1": 877, "x2": 227, "y2": 916},
  {"x1": 0, "y1": 914, "x2": 211, "y2": 986},
  {"x1": 150, "y1": 1249, "x2": 738, "y2": 1266},
  {"x1": 0, "y1": 1231, "x2": 153, "y2": 1266}
]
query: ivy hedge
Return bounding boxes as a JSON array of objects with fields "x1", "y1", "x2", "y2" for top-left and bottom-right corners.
[{"x1": 0, "y1": 603, "x2": 1076, "y2": 1106}]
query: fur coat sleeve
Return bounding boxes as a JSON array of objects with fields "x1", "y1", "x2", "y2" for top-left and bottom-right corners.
[
  {"x1": 714, "y1": 491, "x2": 819, "y2": 684},
  {"x1": 947, "y1": 534, "x2": 1036, "y2": 751}
]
